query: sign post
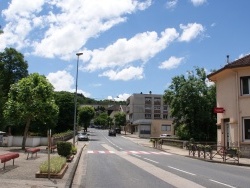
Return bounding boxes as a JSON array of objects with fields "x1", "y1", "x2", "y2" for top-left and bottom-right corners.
[
  {"x1": 47, "y1": 129, "x2": 51, "y2": 179},
  {"x1": 214, "y1": 107, "x2": 225, "y2": 113}
]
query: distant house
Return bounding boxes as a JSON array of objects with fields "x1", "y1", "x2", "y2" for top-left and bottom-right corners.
[
  {"x1": 107, "y1": 104, "x2": 127, "y2": 123},
  {"x1": 208, "y1": 54, "x2": 250, "y2": 157},
  {"x1": 126, "y1": 93, "x2": 173, "y2": 138}
]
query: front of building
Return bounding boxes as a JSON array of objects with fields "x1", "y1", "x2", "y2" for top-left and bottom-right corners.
[
  {"x1": 208, "y1": 54, "x2": 250, "y2": 157},
  {"x1": 126, "y1": 93, "x2": 173, "y2": 138}
]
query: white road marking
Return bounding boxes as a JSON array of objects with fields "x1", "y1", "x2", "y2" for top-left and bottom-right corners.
[
  {"x1": 132, "y1": 154, "x2": 142, "y2": 158},
  {"x1": 87, "y1": 150, "x2": 172, "y2": 155},
  {"x1": 159, "y1": 151, "x2": 171, "y2": 155},
  {"x1": 102, "y1": 144, "x2": 205, "y2": 188},
  {"x1": 144, "y1": 157, "x2": 159, "y2": 164},
  {"x1": 209, "y1": 179, "x2": 236, "y2": 188},
  {"x1": 168, "y1": 166, "x2": 196, "y2": 176},
  {"x1": 151, "y1": 151, "x2": 160, "y2": 155}
]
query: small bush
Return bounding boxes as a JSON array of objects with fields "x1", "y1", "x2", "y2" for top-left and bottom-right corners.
[
  {"x1": 57, "y1": 141, "x2": 72, "y2": 157},
  {"x1": 39, "y1": 156, "x2": 66, "y2": 174},
  {"x1": 72, "y1": 145, "x2": 77, "y2": 154}
]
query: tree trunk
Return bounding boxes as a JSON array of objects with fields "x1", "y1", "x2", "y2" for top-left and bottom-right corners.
[{"x1": 22, "y1": 118, "x2": 31, "y2": 150}]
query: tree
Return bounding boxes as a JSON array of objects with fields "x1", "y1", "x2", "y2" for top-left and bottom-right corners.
[
  {"x1": 0, "y1": 48, "x2": 28, "y2": 130},
  {"x1": 114, "y1": 112, "x2": 126, "y2": 128},
  {"x1": 163, "y1": 67, "x2": 216, "y2": 141},
  {"x1": 78, "y1": 106, "x2": 95, "y2": 132},
  {"x1": 54, "y1": 91, "x2": 75, "y2": 133},
  {"x1": 4, "y1": 73, "x2": 59, "y2": 149},
  {"x1": 94, "y1": 112, "x2": 109, "y2": 129}
]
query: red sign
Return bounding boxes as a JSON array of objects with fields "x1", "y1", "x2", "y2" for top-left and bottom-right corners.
[{"x1": 214, "y1": 107, "x2": 225, "y2": 113}]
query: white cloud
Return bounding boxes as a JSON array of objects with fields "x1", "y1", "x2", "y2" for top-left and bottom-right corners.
[
  {"x1": 190, "y1": 0, "x2": 207, "y2": 7},
  {"x1": 159, "y1": 56, "x2": 184, "y2": 70},
  {"x1": 99, "y1": 66, "x2": 144, "y2": 81},
  {"x1": 83, "y1": 28, "x2": 179, "y2": 72},
  {"x1": 166, "y1": 0, "x2": 178, "y2": 9},
  {"x1": 46, "y1": 70, "x2": 91, "y2": 97},
  {"x1": 47, "y1": 70, "x2": 74, "y2": 91},
  {"x1": 1, "y1": 0, "x2": 45, "y2": 50},
  {"x1": 107, "y1": 93, "x2": 131, "y2": 101},
  {"x1": 0, "y1": 0, "x2": 152, "y2": 57},
  {"x1": 178, "y1": 23, "x2": 205, "y2": 42},
  {"x1": 211, "y1": 23, "x2": 216, "y2": 27}
]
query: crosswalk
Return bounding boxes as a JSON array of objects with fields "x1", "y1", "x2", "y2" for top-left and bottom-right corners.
[{"x1": 87, "y1": 150, "x2": 172, "y2": 155}]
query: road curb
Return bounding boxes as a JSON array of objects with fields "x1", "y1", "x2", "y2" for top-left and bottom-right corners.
[{"x1": 65, "y1": 144, "x2": 86, "y2": 188}]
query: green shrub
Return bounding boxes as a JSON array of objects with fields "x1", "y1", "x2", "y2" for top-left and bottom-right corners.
[
  {"x1": 72, "y1": 145, "x2": 77, "y2": 154},
  {"x1": 53, "y1": 130, "x2": 72, "y2": 138},
  {"x1": 57, "y1": 141, "x2": 72, "y2": 157},
  {"x1": 39, "y1": 156, "x2": 66, "y2": 174}
]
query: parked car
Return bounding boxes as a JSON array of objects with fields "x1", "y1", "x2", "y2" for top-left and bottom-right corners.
[
  {"x1": 108, "y1": 129, "x2": 116, "y2": 136},
  {"x1": 78, "y1": 133, "x2": 89, "y2": 141},
  {"x1": 160, "y1": 134, "x2": 171, "y2": 138}
]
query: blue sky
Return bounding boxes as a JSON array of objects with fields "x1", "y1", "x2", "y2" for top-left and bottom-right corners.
[{"x1": 1, "y1": 0, "x2": 250, "y2": 101}]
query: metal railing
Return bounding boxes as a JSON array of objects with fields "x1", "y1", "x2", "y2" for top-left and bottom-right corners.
[{"x1": 187, "y1": 144, "x2": 239, "y2": 164}]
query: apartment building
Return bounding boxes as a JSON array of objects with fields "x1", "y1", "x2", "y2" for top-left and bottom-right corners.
[
  {"x1": 208, "y1": 54, "x2": 250, "y2": 157},
  {"x1": 126, "y1": 93, "x2": 173, "y2": 138}
]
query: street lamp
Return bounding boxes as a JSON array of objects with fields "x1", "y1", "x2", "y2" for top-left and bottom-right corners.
[{"x1": 73, "y1": 52, "x2": 83, "y2": 146}]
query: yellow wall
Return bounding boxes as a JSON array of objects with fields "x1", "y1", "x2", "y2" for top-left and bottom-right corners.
[{"x1": 150, "y1": 119, "x2": 173, "y2": 137}]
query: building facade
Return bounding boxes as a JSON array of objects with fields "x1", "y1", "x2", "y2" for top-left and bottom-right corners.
[
  {"x1": 208, "y1": 54, "x2": 250, "y2": 157},
  {"x1": 126, "y1": 93, "x2": 173, "y2": 138}
]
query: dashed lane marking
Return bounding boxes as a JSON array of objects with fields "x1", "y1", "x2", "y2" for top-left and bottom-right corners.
[{"x1": 87, "y1": 150, "x2": 172, "y2": 155}]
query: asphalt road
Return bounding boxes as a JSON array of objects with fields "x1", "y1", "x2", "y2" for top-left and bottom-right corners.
[{"x1": 76, "y1": 128, "x2": 250, "y2": 188}]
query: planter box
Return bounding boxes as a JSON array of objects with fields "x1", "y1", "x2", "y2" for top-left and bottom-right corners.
[
  {"x1": 35, "y1": 164, "x2": 68, "y2": 179},
  {"x1": 67, "y1": 155, "x2": 74, "y2": 162}
]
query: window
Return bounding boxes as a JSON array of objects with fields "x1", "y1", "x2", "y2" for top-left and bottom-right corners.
[
  {"x1": 243, "y1": 118, "x2": 250, "y2": 140},
  {"x1": 163, "y1": 114, "x2": 168, "y2": 119},
  {"x1": 163, "y1": 105, "x2": 168, "y2": 111},
  {"x1": 154, "y1": 106, "x2": 161, "y2": 110},
  {"x1": 154, "y1": 106, "x2": 161, "y2": 113},
  {"x1": 145, "y1": 97, "x2": 152, "y2": 105},
  {"x1": 241, "y1": 76, "x2": 250, "y2": 95},
  {"x1": 161, "y1": 124, "x2": 171, "y2": 131},
  {"x1": 140, "y1": 125, "x2": 151, "y2": 134},
  {"x1": 154, "y1": 114, "x2": 161, "y2": 119},
  {"x1": 145, "y1": 106, "x2": 151, "y2": 113},
  {"x1": 145, "y1": 114, "x2": 151, "y2": 119},
  {"x1": 154, "y1": 97, "x2": 161, "y2": 105}
]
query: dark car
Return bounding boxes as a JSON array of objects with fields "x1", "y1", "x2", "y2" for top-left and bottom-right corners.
[
  {"x1": 108, "y1": 129, "x2": 116, "y2": 136},
  {"x1": 78, "y1": 133, "x2": 89, "y2": 141},
  {"x1": 115, "y1": 128, "x2": 121, "y2": 134}
]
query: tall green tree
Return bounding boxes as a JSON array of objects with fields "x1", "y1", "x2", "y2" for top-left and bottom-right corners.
[
  {"x1": 94, "y1": 112, "x2": 109, "y2": 129},
  {"x1": 114, "y1": 112, "x2": 126, "y2": 128},
  {"x1": 163, "y1": 67, "x2": 216, "y2": 141},
  {"x1": 4, "y1": 73, "x2": 59, "y2": 149},
  {"x1": 78, "y1": 106, "x2": 95, "y2": 132},
  {"x1": 0, "y1": 48, "x2": 28, "y2": 130},
  {"x1": 54, "y1": 91, "x2": 75, "y2": 133}
]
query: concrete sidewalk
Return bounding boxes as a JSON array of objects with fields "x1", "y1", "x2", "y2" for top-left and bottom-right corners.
[
  {"x1": 121, "y1": 131, "x2": 250, "y2": 167},
  {"x1": 0, "y1": 139, "x2": 85, "y2": 188}
]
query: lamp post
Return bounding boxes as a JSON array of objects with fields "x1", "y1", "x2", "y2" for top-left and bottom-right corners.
[{"x1": 73, "y1": 52, "x2": 83, "y2": 146}]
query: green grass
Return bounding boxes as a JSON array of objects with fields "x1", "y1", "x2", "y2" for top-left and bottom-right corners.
[{"x1": 39, "y1": 156, "x2": 66, "y2": 174}]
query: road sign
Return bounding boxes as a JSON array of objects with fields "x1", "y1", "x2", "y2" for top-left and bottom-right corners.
[{"x1": 214, "y1": 107, "x2": 225, "y2": 113}]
